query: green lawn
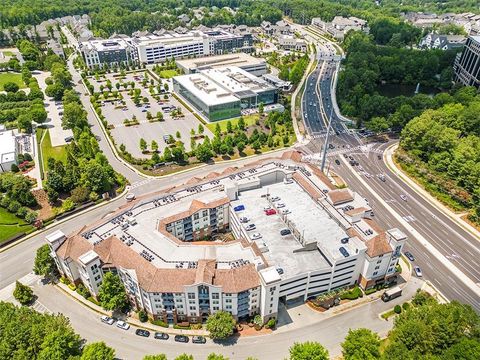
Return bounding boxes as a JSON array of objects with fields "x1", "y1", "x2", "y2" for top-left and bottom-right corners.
[
  {"x1": 40, "y1": 129, "x2": 68, "y2": 169},
  {"x1": 2, "y1": 50, "x2": 14, "y2": 56},
  {"x1": 0, "y1": 207, "x2": 34, "y2": 244},
  {"x1": 159, "y1": 69, "x2": 178, "y2": 78},
  {"x1": 206, "y1": 114, "x2": 259, "y2": 132},
  {"x1": 0, "y1": 72, "x2": 26, "y2": 91}
]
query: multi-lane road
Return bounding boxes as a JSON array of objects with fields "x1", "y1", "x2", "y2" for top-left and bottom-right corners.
[{"x1": 300, "y1": 28, "x2": 480, "y2": 312}]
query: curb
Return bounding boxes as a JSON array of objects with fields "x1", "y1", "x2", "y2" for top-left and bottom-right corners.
[{"x1": 384, "y1": 143, "x2": 480, "y2": 242}]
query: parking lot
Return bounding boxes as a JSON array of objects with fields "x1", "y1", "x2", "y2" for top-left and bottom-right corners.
[
  {"x1": 231, "y1": 181, "x2": 335, "y2": 279},
  {"x1": 89, "y1": 71, "x2": 213, "y2": 158}
]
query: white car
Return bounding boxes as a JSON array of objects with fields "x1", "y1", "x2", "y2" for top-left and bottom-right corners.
[
  {"x1": 116, "y1": 320, "x2": 130, "y2": 330},
  {"x1": 276, "y1": 202, "x2": 286, "y2": 208},
  {"x1": 271, "y1": 196, "x2": 280, "y2": 202},
  {"x1": 250, "y1": 233, "x2": 262, "y2": 240},
  {"x1": 283, "y1": 178, "x2": 293, "y2": 184},
  {"x1": 414, "y1": 266, "x2": 423, "y2": 277},
  {"x1": 239, "y1": 216, "x2": 249, "y2": 223},
  {"x1": 101, "y1": 316, "x2": 115, "y2": 325},
  {"x1": 263, "y1": 205, "x2": 272, "y2": 211},
  {"x1": 245, "y1": 224, "x2": 256, "y2": 231},
  {"x1": 400, "y1": 194, "x2": 407, "y2": 201},
  {"x1": 281, "y1": 209, "x2": 291, "y2": 215},
  {"x1": 125, "y1": 193, "x2": 136, "y2": 202}
]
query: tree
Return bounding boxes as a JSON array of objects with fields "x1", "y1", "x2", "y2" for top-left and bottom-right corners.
[
  {"x1": 10, "y1": 164, "x2": 19, "y2": 172},
  {"x1": 176, "y1": 131, "x2": 181, "y2": 139},
  {"x1": 80, "y1": 342, "x2": 115, "y2": 360},
  {"x1": 238, "y1": 116, "x2": 246, "y2": 131},
  {"x1": 38, "y1": 329, "x2": 82, "y2": 360},
  {"x1": 366, "y1": 117, "x2": 389, "y2": 134},
  {"x1": 3, "y1": 81, "x2": 19, "y2": 93},
  {"x1": 17, "y1": 114, "x2": 32, "y2": 133},
  {"x1": 258, "y1": 102, "x2": 264, "y2": 116},
  {"x1": 289, "y1": 341, "x2": 329, "y2": 360},
  {"x1": 237, "y1": 142, "x2": 245, "y2": 154},
  {"x1": 139, "y1": 138, "x2": 147, "y2": 152},
  {"x1": 226, "y1": 120, "x2": 232, "y2": 133},
  {"x1": 98, "y1": 272, "x2": 128, "y2": 311},
  {"x1": 341, "y1": 328, "x2": 380, "y2": 360},
  {"x1": 13, "y1": 281, "x2": 34, "y2": 305},
  {"x1": 62, "y1": 102, "x2": 87, "y2": 130},
  {"x1": 156, "y1": 111, "x2": 163, "y2": 121},
  {"x1": 34, "y1": 244, "x2": 57, "y2": 278},
  {"x1": 198, "y1": 123, "x2": 204, "y2": 134},
  {"x1": 30, "y1": 104, "x2": 48, "y2": 124},
  {"x1": 151, "y1": 140, "x2": 158, "y2": 152},
  {"x1": 143, "y1": 355, "x2": 168, "y2": 360},
  {"x1": 206, "y1": 311, "x2": 236, "y2": 339}
]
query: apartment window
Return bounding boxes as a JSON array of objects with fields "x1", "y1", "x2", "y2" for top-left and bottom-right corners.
[
  {"x1": 202, "y1": 210, "x2": 208, "y2": 217},
  {"x1": 225, "y1": 299, "x2": 232, "y2": 303},
  {"x1": 193, "y1": 213, "x2": 199, "y2": 220},
  {"x1": 189, "y1": 306, "x2": 195, "y2": 310},
  {"x1": 94, "y1": 275, "x2": 101, "y2": 281},
  {"x1": 270, "y1": 297, "x2": 274, "y2": 301},
  {"x1": 373, "y1": 271, "x2": 378, "y2": 276},
  {"x1": 374, "y1": 266, "x2": 380, "y2": 270},
  {"x1": 189, "y1": 300, "x2": 195, "y2": 305},
  {"x1": 213, "y1": 306, "x2": 219, "y2": 311},
  {"x1": 226, "y1": 305, "x2": 232, "y2": 310},
  {"x1": 212, "y1": 293, "x2": 219, "y2": 299},
  {"x1": 188, "y1": 293, "x2": 195, "y2": 299},
  {"x1": 376, "y1": 260, "x2": 382, "y2": 264}
]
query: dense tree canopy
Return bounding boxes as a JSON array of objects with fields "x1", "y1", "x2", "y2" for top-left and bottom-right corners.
[
  {"x1": 288, "y1": 341, "x2": 329, "y2": 360},
  {"x1": 205, "y1": 311, "x2": 236, "y2": 339},
  {"x1": 98, "y1": 272, "x2": 129, "y2": 311}
]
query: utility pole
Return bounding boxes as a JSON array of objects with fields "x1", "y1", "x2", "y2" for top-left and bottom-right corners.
[{"x1": 320, "y1": 108, "x2": 334, "y2": 173}]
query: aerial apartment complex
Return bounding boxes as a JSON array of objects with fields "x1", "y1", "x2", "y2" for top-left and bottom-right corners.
[
  {"x1": 454, "y1": 35, "x2": 480, "y2": 89},
  {"x1": 46, "y1": 151, "x2": 407, "y2": 325},
  {"x1": 173, "y1": 66, "x2": 278, "y2": 121},
  {"x1": 80, "y1": 29, "x2": 253, "y2": 68}
]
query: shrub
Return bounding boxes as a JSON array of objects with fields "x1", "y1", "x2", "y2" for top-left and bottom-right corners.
[
  {"x1": 11, "y1": 164, "x2": 19, "y2": 172},
  {"x1": 68, "y1": 283, "x2": 77, "y2": 291},
  {"x1": 253, "y1": 315, "x2": 263, "y2": 327},
  {"x1": 151, "y1": 319, "x2": 169, "y2": 328},
  {"x1": 265, "y1": 318, "x2": 276, "y2": 329},
  {"x1": 191, "y1": 323, "x2": 203, "y2": 330},
  {"x1": 76, "y1": 283, "x2": 91, "y2": 299},
  {"x1": 87, "y1": 296, "x2": 100, "y2": 306},
  {"x1": 138, "y1": 310, "x2": 148, "y2": 322},
  {"x1": 340, "y1": 286, "x2": 363, "y2": 300},
  {"x1": 365, "y1": 288, "x2": 377, "y2": 295},
  {"x1": 173, "y1": 324, "x2": 191, "y2": 330},
  {"x1": 402, "y1": 302, "x2": 410, "y2": 311},
  {"x1": 394, "y1": 305, "x2": 402, "y2": 314}
]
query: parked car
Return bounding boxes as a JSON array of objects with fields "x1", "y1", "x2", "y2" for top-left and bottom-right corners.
[
  {"x1": 283, "y1": 178, "x2": 293, "y2": 184},
  {"x1": 265, "y1": 209, "x2": 277, "y2": 216},
  {"x1": 239, "y1": 216, "x2": 249, "y2": 223},
  {"x1": 400, "y1": 194, "x2": 408, "y2": 201},
  {"x1": 414, "y1": 266, "x2": 423, "y2": 277},
  {"x1": 154, "y1": 332, "x2": 169, "y2": 340},
  {"x1": 174, "y1": 335, "x2": 189, "y2": 343},
  {"x1": 234, "y1": 205, "x2": 245, "y2": 212},
  {"x1": 276, "y1": 268, "x2": 284, "y2": 275},
  {"x1": 192, "y1": 336, "x2": 206, "y2": 344},
  {"x1": 125, "y1": 193, "x2": 136, "y2": 202},
  {"x1": 135, "y1": 329, "x2": 150, "y2": 337},
  {"x1": 280, "y1": 229, "x2": 291, "y2": 236},
  {"x1": 101, "y1": 316, "x2": 115, "y2": 325},
  {"x1": 404, "y1": 251, "x2": 415, "y2": 262},
  {"x1": 251, "y1": 233, "x2": 262, "y2": 240},
  {"x1": 335, "y1": 159, "x2": 340, "y2": 165},
  {"x1": 116, "y1": 321, "x2": 130, "y2": 330},
  {"x1": 281, "y1": 209, "x2": 291, "y2": 215},
  {"x1": 245, "y1": 224, "x2": 256, "y2": 231},
  {"x1": 64, "y1": 136, "x2": 74, "y2": 143},
  {"x1": 263, "y1": 205, "x2": 272, "y2": 211},
  {"x1": 271, "y1": 196, "x2": 280, "y2": 202},
  {"x1": 276, "y1": 202, "x2": 286, "y2": 208}
]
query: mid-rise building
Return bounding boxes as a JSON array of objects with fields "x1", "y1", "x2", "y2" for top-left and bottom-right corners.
[
  {"x1": 278, "y1": 35, "x2": 307, "y2": 52},
  {"x1": 80, "y1": 29, "x2": 253, "y2": 68},
  {"x1": 311, "y1": 16, "x2": 369, "y2": 41},
  {"x1": 80, "y1": 37, "x2": 138, "y2": 68},
  {"x1": 454, "y1": 36, "x2": 480, "y2": 88},
  {"x1": 173, "y1": 66, "x2": 278, "y2": 121},
  {"x1": 46, "y1": 151, "x2": 407, "y2": 325}
]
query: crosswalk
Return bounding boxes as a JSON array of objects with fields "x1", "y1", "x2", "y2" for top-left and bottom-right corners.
[
  {"x1": 127, "y1": 178, "x2": 153, "y2": 190},
  {"x1": 32, "y1": 300, "x2": 51, "y2": 314}
]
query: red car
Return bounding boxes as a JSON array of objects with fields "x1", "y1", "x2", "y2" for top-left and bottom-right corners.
[{"x1": 265, "y1": 209, "x2": 277, "y2": 215}]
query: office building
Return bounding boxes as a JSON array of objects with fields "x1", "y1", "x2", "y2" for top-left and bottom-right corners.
[
  {"x1": 454, "y1": 36, "x2": 480, "y2": 88},
  {"x1": 173, "y1": 66, "x2": 278, "y2": 121},
  {"x1": 176, "y1": 53, "x2": 267, "y2": 77},
  {"x1": 47, "y1": 151, "x2": 407, "y2": 324}
]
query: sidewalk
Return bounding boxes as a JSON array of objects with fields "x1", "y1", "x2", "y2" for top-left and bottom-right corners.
[{"x1": 385, "y1": 144, "x2": 480, "y2": 241}]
